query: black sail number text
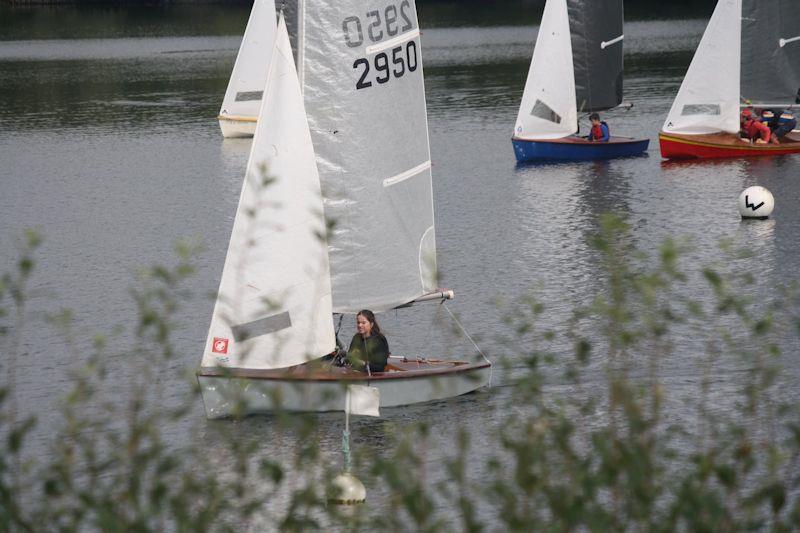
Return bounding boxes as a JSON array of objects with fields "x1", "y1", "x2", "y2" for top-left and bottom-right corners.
[{"x1": 353, "y1": 41, "x2": 418, "y2": 90}]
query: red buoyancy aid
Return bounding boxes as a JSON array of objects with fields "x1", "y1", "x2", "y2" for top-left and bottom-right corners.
[
  {"x1": 590, "y1": 121, "x2": 610, "y2": 141},
  {"x1": 742, "y1": 119, "x2": 771, "y2": 142}
]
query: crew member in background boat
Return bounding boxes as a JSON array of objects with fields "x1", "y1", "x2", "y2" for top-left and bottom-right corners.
[
  {"x1": 759, "y1": 108, "x2": 797, "y2": 144},
  {"x1": 587, "y1": 113, "x2": 610, "y2": 142},
  {"x1": 739, "y1": 108, "x2": 770, "y2": 144},
  {"x1": 347, "y1": 310, "x2": 390, "y2": 373}
]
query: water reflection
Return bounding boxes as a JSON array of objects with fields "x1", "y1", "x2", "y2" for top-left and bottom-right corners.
[
  {"x1": 0, "y1": 37, "x2": 233, "y2": 137},
  {"x1": 2, "y1": 9, "x2": 800, "y2": 517}
]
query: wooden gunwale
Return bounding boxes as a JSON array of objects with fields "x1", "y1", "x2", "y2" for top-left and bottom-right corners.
[
  {"x1": 659, "y1": 131, "x2": 800, "y2": 152},
  {"x1": 512, "y1": 135, "x2": 646, "y2": 145},
  {"x1": 198, "y1": 359, "x2": 491, "y2": 383}
]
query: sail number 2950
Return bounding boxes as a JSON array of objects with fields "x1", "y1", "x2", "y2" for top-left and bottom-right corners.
[
  {"x1": 342, "y1": 1, "x2": 419, "y2": 90},
  {"x1": 353, "y1": 42, "x2": 418, "y2": 90}
]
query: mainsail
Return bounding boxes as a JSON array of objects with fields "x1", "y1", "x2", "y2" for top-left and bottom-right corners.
[
  {"x1": 203, "y1": 16, "x2": 335, "y2": 370},
  {"x1": 219, "y1": 0, "x2": 278, "y2": 121},
  {"x1": 514, "y1": 0, "x2": 578, "y2": 140},
  {"x1": 741, "y1": 0, "x2": 800, "y2": 106},
  {"x1": 567, "y1": 0, "x2": 624, "y2": 113},
  {"x1": 300, "y1": 0, "x2": 438, "y2": 313}
]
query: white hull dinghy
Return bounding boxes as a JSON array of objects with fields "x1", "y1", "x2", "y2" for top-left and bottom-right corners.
[
  {"x1": 199, "y1": 357, "x2": 491, "y2": 417},
  {"x1": 198, "y1": 3, "x2": 491, "y2": 419}
]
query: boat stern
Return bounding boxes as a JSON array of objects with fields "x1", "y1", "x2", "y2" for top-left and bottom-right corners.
[{"x1": 218, "y1": 114, "x2": 258, "y2": 138}]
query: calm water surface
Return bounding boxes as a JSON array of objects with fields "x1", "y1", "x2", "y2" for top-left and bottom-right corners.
[{"x1": 1, "y1": 5, "x2": 799, "y2": 521}]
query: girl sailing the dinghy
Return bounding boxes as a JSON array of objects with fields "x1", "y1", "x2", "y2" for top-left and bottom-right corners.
[{"x1": 347, "y1": 310, "x2": 390, "y2": 373}]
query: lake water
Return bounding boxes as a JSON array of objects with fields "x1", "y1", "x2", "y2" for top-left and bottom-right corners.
[{"x1": 1, "y1": 3, "x2": 799, "y2": 523}]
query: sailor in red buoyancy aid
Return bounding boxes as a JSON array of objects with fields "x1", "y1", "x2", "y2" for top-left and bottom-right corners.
[
  {"x1": 588, "y1": 112, "x2": 610, "y2": 142},
  {"x1": 740, "y1": 108, "x2": 771, "y2": 144}
]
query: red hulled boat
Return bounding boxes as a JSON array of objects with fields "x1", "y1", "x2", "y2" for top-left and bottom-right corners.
[
  {"x1": 659, "y1": 131, "x2": 800, "y2": 159},
  {"x1": 659, "y1": 0, "x2": 800, "y2": 161}
]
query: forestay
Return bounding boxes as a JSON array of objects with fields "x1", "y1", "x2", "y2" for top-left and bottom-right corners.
[
  {"x1": 567, "y1": 0, "x2": 623, "y2": 113},
  {"x1": 300, "y1": 0, "x2": 437, "y2": 313},
  {"x1": 662, "y1": 0, "x2": 741, "y2": 134},
  {"x1": 741, "y1": 0, "x2": 800, "y2": 107},
  {"x1": 514, "y1": 0, "x2": 578, "y2": 140},
  {"x1": 219, "y1": 0, "x2": 277, "y2": 119},
  {"x1": 203, "y1": 16, "x2": 335, "y2": 370}
]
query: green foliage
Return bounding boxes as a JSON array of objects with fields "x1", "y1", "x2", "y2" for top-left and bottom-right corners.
[
  {"x1": 357, "y1": 213, "x2": 800, "y2": 530},
  {"x1": 1, "y1": 212, "x2": 799, "y2": 530}
]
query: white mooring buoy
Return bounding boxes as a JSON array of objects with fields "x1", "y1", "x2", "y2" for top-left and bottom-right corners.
[
  {"x1": 328, "y1": 471, "x2": 367, "y2": 505},
  {"x1": 738, "y1": 186, "x2": 774, "y2": 219}
]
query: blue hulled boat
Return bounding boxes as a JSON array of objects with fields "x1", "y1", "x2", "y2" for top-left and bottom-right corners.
[
  {"x1": 512, "y1": 0, "x2": 648, "y2": 163},
  {"x1": 512, "y1": 135, "x2": 649, "y2": 162}
]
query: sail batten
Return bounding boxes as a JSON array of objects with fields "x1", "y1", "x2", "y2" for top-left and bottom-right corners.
[
  {"x1": 600, "y1": 34, "x2": 624, "y2": 49},
  {"x1": 383, "y1": 161, "x2": 432, "y2": 187},
  {"x1": 366, "y1": 29, "x2": 422, "y2": 55}
]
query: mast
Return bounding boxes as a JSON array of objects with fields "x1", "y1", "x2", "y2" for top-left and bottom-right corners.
[{"x1": 297, "y1": 0, "x2": 305, "y2": 92}]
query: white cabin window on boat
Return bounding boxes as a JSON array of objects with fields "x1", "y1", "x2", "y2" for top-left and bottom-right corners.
[
  {"x1": 681, "y1": 104, "x2": 721, "y2": 116},
  {"x1": 531, "y1": 100, "x2": 562, "y2": 124},
  {"x1": 235, "y1": 91, "x2": 263, "y2": 102}
]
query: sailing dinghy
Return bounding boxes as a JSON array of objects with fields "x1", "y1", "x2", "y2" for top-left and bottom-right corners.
[
  {"x1": 198, "y1": 6, "x2": 491, "y2": 418},
  {"x1": 512, "y1": 0, "x2": 649, "y2": 162},
  {"x1": 659, "y1": 0, "x2": 800, "y2": 159},
  {"x1": 218, "y1": 0, "x2": 277, "y2": 138}
]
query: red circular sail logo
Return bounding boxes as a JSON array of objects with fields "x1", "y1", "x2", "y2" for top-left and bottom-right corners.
[{"x1": 212, "y1": 337, "x2": 229, "y2": 354}]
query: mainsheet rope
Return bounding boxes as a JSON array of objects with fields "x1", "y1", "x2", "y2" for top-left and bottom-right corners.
[{"x1": 442, "y1": 302, "x2": 493, "y2": 386}]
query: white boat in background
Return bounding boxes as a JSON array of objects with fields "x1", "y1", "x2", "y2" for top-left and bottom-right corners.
[
  {"x1": 218, "y1": 0, "x2": 277, "y2": 138},
  {"x1": 198, "y1": 3, "x2": 491, "y2": 419}
]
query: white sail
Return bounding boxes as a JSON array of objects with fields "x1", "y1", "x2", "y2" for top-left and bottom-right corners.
[
  {"x1": 218, "y1": 0, "x2": 277, "y2": 124},
  {"x1": 203, "y1": 15, "x2": 335, "y2": 370},
  {"x1": 514, "y1": 0, "x2": 578, "y2": 140},
  {"x1": 662, "y1": 0, "x2": 742, "y2": 134},
  {"x1": 301, "y1": 0, "x2": 437, "y2": 313}
]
